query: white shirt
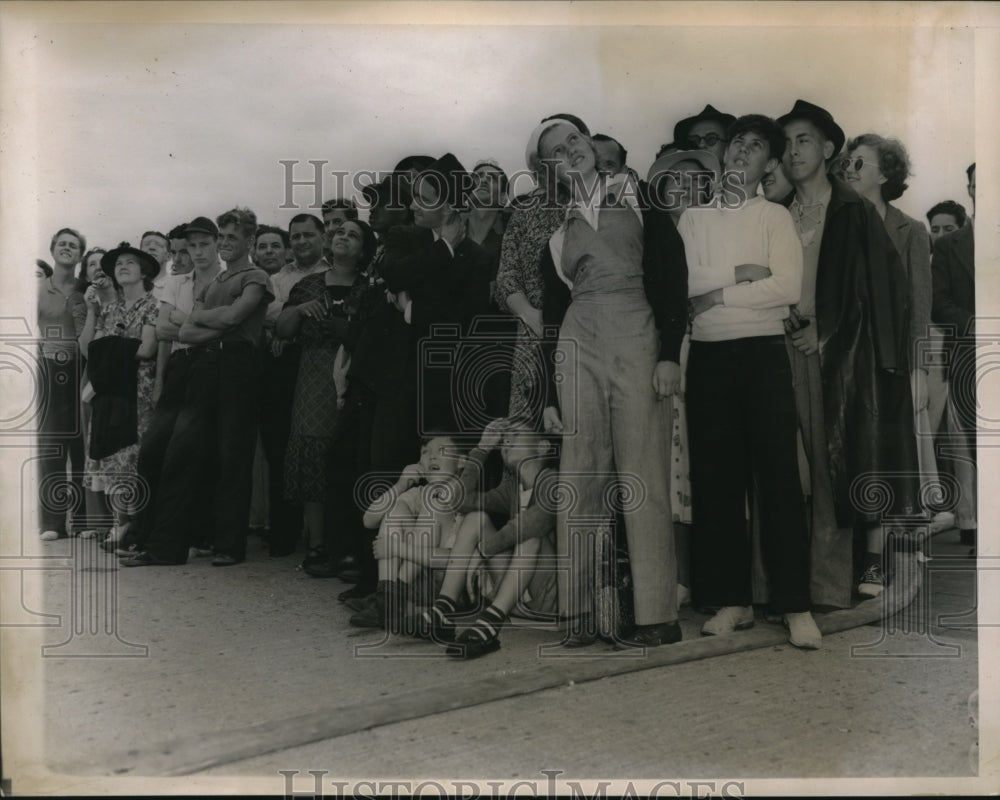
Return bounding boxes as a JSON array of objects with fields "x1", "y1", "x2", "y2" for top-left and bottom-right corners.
[
  {"x1": 267, "y1": 259, "x2": 330, "y2": 324},
  {"x1": 548, "y1": 172, "x2": 643, "y2": 288},
  {"x1": 679, "y1": 195, "x2": 802, "y2": 342}
]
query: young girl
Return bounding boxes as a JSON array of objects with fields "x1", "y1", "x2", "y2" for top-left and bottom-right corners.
[{"x1": 535, "y1": 118, "x2": 688, "y2": 648}]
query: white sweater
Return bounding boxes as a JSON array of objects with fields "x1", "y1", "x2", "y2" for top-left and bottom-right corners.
[{"x1": 678, "y1": 195, "x2": 803, "y2": 342}]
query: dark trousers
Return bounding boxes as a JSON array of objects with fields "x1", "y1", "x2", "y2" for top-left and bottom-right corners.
[
  {"x1": 331, "y1": 384, "x2": 420, "y2": 583},
  {"x1": 688, "y1": 336, "x2": 811, "y2": 613},
  {"x1": 144, "y1": 345, "x2": 261, "y2": 562},
  {"x1": 259, "y1": 345, "x2": 301, "y2": 550},
  {"x1": 949, "y1": 339, "x2": 977, "y2": 459},
  {"x1": 37, "y1": 354, "x2": 85, "y2": 534},
  {"x1": 131, "y1": 349, "x2": 213, "y2": 549}
]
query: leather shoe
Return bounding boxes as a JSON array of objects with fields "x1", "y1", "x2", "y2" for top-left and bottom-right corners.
[
  {"x1": 338, "y1": 582, "x2": 376, "y2": 602},
  {"x1": 120, "y1": 551, "x2": 183, "y2": 567},
  {"x1": 613, "y1": 621, "x2": 682, "y2": 649},
  {"x1": 211, "y1": 554, "x2": 243, "y2": 567},
  {"x1": 303, "y1": 559, "x2": 340, "y2": 578}
]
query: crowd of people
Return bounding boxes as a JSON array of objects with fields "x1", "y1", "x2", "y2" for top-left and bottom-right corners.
[{"x1": 34, "y1": 98, "x2": 978, "y2": 659}]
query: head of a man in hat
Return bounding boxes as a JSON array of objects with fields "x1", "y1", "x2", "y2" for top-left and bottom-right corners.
[
  {"x1": 184, "y1": 216, "x2": 220, "y2": 271},
  {"x1": 779, "y1": 100, "x2": 845, "y2": 188},
  {"x1": 673, "y1": 105, "x2": 735, "y2": 165},
  {"x1": 781, "y1": 117, "x2": 836, "y2": 186},
  {"x1": 364, "y1": 174, "x2": 412, "y2": 236}
]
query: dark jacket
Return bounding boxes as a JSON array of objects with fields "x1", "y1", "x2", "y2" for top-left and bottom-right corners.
[
  {"x1": 539, "y1": 185, "x2": 688, "y2": 408},
  {"x1": 931, "y1": 222, "x2": 975, "y2": 351},
  {"x1": 86, "y1": 335, "x2": 141, "y2": 460},
  {"x1": 815, "y1": 181, "x2": 919, "y2": 524},
  {"x1": 378, "y1": 225, "x2": 493, "y2": 430}
]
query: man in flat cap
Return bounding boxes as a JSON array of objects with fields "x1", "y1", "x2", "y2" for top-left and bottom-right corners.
[{"x1": 779, "y1": 99, "x2": 919, "y2": 607}]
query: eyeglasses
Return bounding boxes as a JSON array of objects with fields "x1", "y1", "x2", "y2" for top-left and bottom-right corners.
[
  {"x1": 687, "y1": 133, "x2": 725, "y2": 148},
  {"x1": 839, "y1": 156, "x2": 875, "y2": 173}
]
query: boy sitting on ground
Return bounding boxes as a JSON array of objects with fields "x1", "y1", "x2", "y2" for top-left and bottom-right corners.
[
  {"x1": 349, "y1": 432, "x2": 470, "y2": 631},
  {"x1": 410, "y1": 416, "x2": 560, "y2": 659}
]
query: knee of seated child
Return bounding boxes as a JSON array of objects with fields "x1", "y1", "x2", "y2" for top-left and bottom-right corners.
[
  {"x1": 457, "y1": 510, "x2": 493, "y2": 537},
  {"x1": 517, "y1": 536, "x2": 542, "y2": 556}
]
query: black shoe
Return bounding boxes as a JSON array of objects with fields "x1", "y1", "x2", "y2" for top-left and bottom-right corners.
[
  {"x1": 303, "y1": 558, "x2": 340, "y2": 578},
  {"x1": 344, "y1": 593, "x2": 375, "y2": 613},
  {"x1": 300, "y1": 546, "x2": 328, "y2": 571},
  {"x1": 338, "y1": 582, "x2": 376, "y2": 603},
  {"x1": 405, "y1": 611, "x2": 457, "y2": 642},
  {"x1": 613, "y1": 621, "x2": 682, "y2": 650},
  {"x1": 268, "y1": 541, "x2": 296, "y2": 558},
  {"x1": 211, "y1": 553, "x2": 244, "y2": 567},
  {"x1": 447, "y1": 631, "x2": 501, "y2": 660},
  {"x1": 120, "y1": 551, "x2": 184, "y2": 567},
  {"x1": 349, "y1": 598, "x2": 386, "y2": 629}
]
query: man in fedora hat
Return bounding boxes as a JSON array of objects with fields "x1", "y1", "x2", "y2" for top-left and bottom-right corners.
[
  {"x1": 672, "y1": 104, "x2": 737, "y2": 165},
  {"x1": 779, "y1": 99, "x2": 919, "y2": 606}
]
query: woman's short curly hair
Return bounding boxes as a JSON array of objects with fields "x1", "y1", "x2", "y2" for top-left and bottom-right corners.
[{"x1": 847, "y1": 133, "x2": 912, "y2": 202}]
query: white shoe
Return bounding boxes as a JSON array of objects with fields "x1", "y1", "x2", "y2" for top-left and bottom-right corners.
[
  {"x1": 677, "y1": 583, "x2": 691, "y2": 607},
  {"x1": 701, "y1": 605, "x2": 754, "y2": 636},
  {"x1": 785, "y1": 611, "x2": 822, "y2": 649},
  {"x1": 40, "y1": 530, "x2": 63, "y2": 541}
]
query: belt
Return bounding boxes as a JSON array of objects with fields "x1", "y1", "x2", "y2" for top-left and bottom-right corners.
[{"x1": 193, "y1": 340, "x2": 256, "y2": 354}]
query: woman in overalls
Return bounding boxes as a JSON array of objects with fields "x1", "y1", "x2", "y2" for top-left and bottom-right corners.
[{"x1": 536, "y1": 119, "x2": 688, "y2": 648}]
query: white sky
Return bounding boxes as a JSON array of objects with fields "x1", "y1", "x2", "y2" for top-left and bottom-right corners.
[{"x1": 5, "y1": 10, "x2": 979, "y2": 254}]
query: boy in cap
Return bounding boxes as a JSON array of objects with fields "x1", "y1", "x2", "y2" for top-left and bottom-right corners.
[
  {"x1": 119, "y1": 216, "x2": 225, "y2": 557},
  {"x1": 779, "y1": 99, "x2": 918, "y2": 604},
  {"x1": 682, "y1": 114, "x2": 820, "y2": 648},
  {"x1": 123, "y1": 208, "x2": 275, "y2": 567}
]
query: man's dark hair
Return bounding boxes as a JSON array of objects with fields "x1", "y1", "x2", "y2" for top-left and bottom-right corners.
[
  {"x1": 926, "y1": 200, "x2": 968, "y2": 229},
  {"x1": 966, "y1": 163, "x2": 975, "y2": 182},
  {"x1": 256, "y1": 224, "x2": 291, "y2": 248},
  {"x1": 727, "y1": 115, "x2": 786, "y2": 162},
  {"x1": 167, "y1": 224, "x2": 187, "y2": 241},
  {"x1": 287, "y1": 213, "x2": 325, "y2": 235},
  {"x1": 591, "y1": 133, "x2": 628, "y2": 168},
  {"x1": 140, "y1": 230, "x2": 169, "y2": 246},
  {"x1": 321, "y1": 198, "x2": 358, "y2": 220}
]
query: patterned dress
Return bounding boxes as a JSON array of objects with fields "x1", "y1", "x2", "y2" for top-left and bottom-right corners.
[
  {"x1": 494, "y1": 196, "x2": 566, "y2": 421},
  {"x1": 83, "y1": 292, "x2": 159, "y2": 492},
  {"x1": 283, "y1": 270, "x2": 367, "y2": 503}
]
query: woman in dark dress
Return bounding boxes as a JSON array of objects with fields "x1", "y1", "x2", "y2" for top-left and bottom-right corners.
[{"x1": 278, "y1": 220, "x2": 376, "y2": 567}]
